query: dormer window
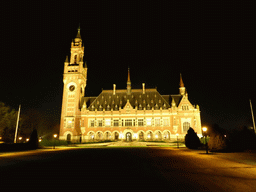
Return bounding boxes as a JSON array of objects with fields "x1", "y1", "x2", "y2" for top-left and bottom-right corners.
[
  {"x1": 147, "y1": 104, "x2": 151, "y2": 110},
  {"x1": 139, "y1": 104, "x2": 142, "y2": 110}
]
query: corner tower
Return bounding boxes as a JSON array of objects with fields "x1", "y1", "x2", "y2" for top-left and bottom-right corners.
[{"x1": 59, "y1": 26, "x2": 87, "y2": 141}]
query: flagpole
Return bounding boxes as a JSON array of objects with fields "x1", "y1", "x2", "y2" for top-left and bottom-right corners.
[
  {"x1": 249, "y1": 100, "x2": 256, "y2": 134},
  {"x1": 14, "y1": 105, "x2": 21, "y2": 143}
]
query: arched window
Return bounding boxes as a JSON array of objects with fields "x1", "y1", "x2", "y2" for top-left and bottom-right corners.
[
  {"x1": 147, "y1": 131, "x2": 153, "y2": 140},
  {"x1": 183, "y1": 122, "x2": 190, "y2": 132}
]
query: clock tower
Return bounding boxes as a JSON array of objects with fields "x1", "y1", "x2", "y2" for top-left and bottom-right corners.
[{"x1": 59, "y1": 27, "x2": 87, "y2": 141}]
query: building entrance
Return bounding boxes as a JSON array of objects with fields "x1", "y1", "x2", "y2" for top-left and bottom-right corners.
[
  {"x1": 115, "y1": 132, "x2": 119, "y2": 140},
  {"x1": 126, "y1": 132, "x2": 132, "y2": 142}
]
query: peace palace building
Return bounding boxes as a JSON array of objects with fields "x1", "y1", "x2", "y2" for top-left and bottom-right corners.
[{"x1": 59, "y1": 28, "x2": 202, "y2": 142}]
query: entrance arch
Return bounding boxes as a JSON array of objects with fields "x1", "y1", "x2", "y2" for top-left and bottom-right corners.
[
  {"x1": 114, "y1": 132, "x2": 119, "y2": 140},
  {"x1": 139, "y1": 131, "x2": 144, "y2": 141},
  {"x1": 126, "y1": 132, "x2": 132, "y2": 142},
  {"x1": 67, "y1": 134, "x2": 71, "y2": 143}
]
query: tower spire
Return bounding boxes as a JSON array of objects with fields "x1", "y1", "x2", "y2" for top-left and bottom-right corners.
[
  {"x1": 180, "y1": 73, "x2": 184, "y2": 87},
  {"x1": 127, "y1": 68, "x2": 131, "y2": 95},
  {"x1": 76, "y1": 24, "x2": 81, "y2": 39},
  {"x1": 179, "y1": 73, "x2": 186, "y2": 95}
]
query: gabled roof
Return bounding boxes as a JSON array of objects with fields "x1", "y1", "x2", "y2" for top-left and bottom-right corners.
[{"x1": 85, "y1": 88, "x2": 183, "y2": 111}]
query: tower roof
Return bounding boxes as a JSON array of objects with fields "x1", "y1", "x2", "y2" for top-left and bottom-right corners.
[
  {"x1": 74, "y1": 25, "x2": 82, "y2": 43},
  {"x1": 76, "y1": 25, "x2": 81, "y2": 39},
  {"x1": 179, "y1": 73, "x2": 185, "y2": 87}
]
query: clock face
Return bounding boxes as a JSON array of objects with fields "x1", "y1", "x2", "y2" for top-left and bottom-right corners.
[{"x1": 69, "y1": 85, "x2": 75, "y2": 92}]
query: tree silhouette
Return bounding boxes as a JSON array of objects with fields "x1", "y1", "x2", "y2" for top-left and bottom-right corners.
[{"x1": 185, "y1": 127, "x2": 201, "y2": 149}]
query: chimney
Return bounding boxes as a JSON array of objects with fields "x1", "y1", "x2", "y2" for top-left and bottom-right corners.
[
  {"x1": 142, "y1": 83, "x2": 145, "y2": 94},
  {"x1": 113, "y1": 84, "x2": 116, "y2": 95}
]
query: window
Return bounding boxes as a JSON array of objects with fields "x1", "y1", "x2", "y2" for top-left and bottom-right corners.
[
  {"x1": 182, "y1": 105, "x2": 189, "y2": 110},
  {"x1": 183, "y1": 122, "x2": 190, "y2": 132},
  {"x1": 163, "y1": 118, "x2": 169, "y2": 126},
  {"x1": 146, "y1": 118, "x2": 152, "y2": 126},
  {"x1": 155, "y1": 119, "x2": 160, "y2": 126},
  {"x1": 67, "y1": 118, "x2": 74, "y2": 128},
  {"x1": 98, "y1": 120, "x2": 103, "y2": 127},
  {"x1": 114, "y1": 119, "x2": 119, "y2": 127},
  {"x1": 90, "y1": 120, "x2": 95, "y2": 127},
  {"x1": 125, "y1": 119, "x2": 133, "y2": 127},
  {"x1": 138, "y1": 119, "x2": 144, "y2": 126},
  {"x1": 105, "y1": 119, "x2": 111, "y2": 127}
]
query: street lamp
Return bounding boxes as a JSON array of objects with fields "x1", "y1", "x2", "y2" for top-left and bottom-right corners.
[
  {"x1": 53, "y1": 134, "x2": 57, "y2": 149},
  {"x1": 176, "y1": 133, "x2": 179, "y2": 148},
  {"x1": 19, "y1": 137, "x2": 22, "y2": 143},
  {"x1": 202, "y1": 127, "x2": 208, "y2": 154}
]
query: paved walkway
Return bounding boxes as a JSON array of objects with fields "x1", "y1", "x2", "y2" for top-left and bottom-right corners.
[{"x1": 75, "y1": 141, "x2": 185, "y2": 147}]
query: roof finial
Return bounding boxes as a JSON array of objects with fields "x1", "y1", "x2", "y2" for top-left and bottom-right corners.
[
  {"x1": 76, "y1": 23, "x2": 81, "y2": 39},
  {"x1": 180, "y1": 73, "x2": 184, "y2": 87}
]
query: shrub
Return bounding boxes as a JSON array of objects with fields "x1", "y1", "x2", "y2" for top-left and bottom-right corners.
[
  {"x1": 185, "y1": 127, "x2": 201, "y2": 149},
  {"x1": 39, "y1": 139, "x2": 69, "y2": 146},
  {"x1": 208, "y1": 133, "x2": 228, "y2": 152}
]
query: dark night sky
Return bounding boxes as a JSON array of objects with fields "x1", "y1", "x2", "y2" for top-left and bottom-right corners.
[{"x1": 1, "y1": 1, "x2": 255, "y2": 130}]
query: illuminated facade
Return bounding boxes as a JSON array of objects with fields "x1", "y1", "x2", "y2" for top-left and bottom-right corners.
[{"x1": 59, "y1": 28, "x2": 202, "y2": 142}]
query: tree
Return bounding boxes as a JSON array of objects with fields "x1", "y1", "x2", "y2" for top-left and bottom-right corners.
[
  {"x1": 208, "y1": 133, "x2": 228, "y2": 152},
  {"x1": 28, "y1": 129, "x2": 39, "y2": 149},
  {"x1": 185, "y1": 127, "x2": 201, "y2": 149},
  {"x1": 0, "y1": 102, "x2": 19, "y2": 143}
]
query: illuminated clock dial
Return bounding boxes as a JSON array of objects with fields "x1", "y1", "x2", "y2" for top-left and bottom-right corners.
[{"x1": 69, "y1": 85, "x2": 75, "y2": 91}]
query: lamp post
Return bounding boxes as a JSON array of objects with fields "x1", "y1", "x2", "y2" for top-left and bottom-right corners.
[
  {"x1": 176, "y1": 133, "x2": 179, "y2": 148},
  {"x1": 53, "y1": 134, "x2": 57, "y2": 149},
  {"x1": 202, "y1": 127, "x2": 208, "y2": 154}
]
